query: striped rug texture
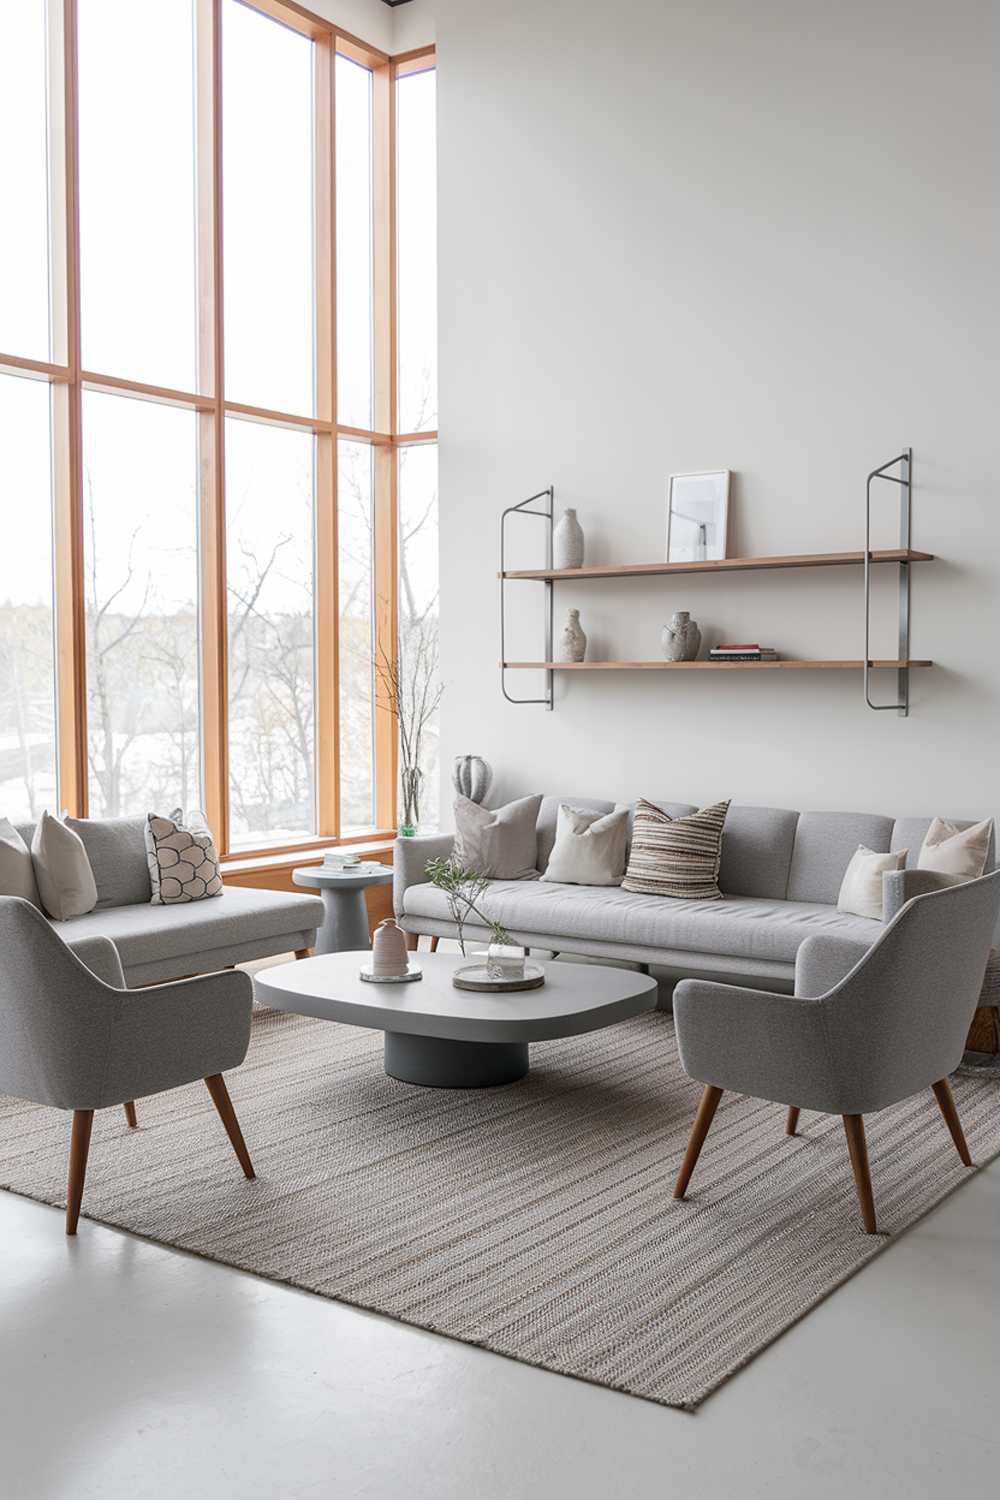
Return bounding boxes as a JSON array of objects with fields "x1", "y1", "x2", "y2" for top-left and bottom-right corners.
[{"x1": 2, "y1": 1009, "x2": 999, "y2": 1410}]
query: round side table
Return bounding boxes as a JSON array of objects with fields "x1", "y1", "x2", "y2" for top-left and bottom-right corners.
[{"x1": 292, "y1": 866, "x2": 393, "y2": 955}]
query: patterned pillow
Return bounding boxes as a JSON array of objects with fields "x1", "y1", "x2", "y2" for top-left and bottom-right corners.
[
  {"x1": 145, "y1": 808, "x2": 223, "y2": 905},
  {"x1": 622, "y1": 799, "x2": 730, "y2": 900}
]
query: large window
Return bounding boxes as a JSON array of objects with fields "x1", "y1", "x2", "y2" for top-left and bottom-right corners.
[{"x1": 0, "y1": 1, "x2": 436, "y2": 855}]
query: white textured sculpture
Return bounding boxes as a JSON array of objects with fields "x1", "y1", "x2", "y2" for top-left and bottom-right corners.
[
  {"x1": 661, "y1": 610, "x2": 702, "y2": 662},
  {"x1": 557, "y1": 608, "x2": 587, "y2": 663},
  {"x1": 553, "y1": 508, "x2": 585, "y2": 570},
  {"x1": 371, "y1": 918, "x2": 410, "y2": 978},
  {"x1": 452, "y1": 755, "x2": 492, "y2": 805}
]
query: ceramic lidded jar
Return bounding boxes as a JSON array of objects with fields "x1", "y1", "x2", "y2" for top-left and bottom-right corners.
[
  {"x1": 557, "y1": 608, "x2": 587, "y2": 663},
  {"x1": 372, "y1": 918, "x2": 410, "y2": 978},
  {"x1": 553, "y1": 508, "x2": 585, "y2": 570},
  {"x1": 661, "y1": 610, "x2": 702, "y2": 662}
]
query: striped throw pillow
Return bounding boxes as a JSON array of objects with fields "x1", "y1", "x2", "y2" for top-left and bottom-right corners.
[{"x1": 622, "y1": 799, "x2": 730, "y2": 900}]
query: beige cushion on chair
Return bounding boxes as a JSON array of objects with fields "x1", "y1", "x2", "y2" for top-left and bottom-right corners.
[
  {"x1": 0, "y1": 818, "x2": 41, "y2": 907},
  {"x1": 918, "y1": 817, "x2": 994, "y2": 881},
  {"x1": 541, "y1": 804, "x2": 629, "y2": 886},
  {"x1": 31, "y1": 810, "x2": 99, "y2": 921},
  {"x1": 837, "y1": 845, "x2": 907, "y2": 920}
]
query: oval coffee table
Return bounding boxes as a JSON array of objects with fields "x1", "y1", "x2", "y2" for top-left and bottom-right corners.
[
  {"x1": 254, "y1": 950, "x2": 658, "y2": 1088},
  {"x1": 291, "y1": 865, "x2": 393, "y2": 954}
]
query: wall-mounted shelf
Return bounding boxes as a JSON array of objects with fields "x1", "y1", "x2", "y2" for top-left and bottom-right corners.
[
  {"x1": 500, "y1": 548, "x2": 933, "y2": 583},
  {"x1": 504, "y1": 659, "x2": 933, "y2": 672},
  {"x1": 500, "y1": 452, "x2": 927, "y2": 714}
]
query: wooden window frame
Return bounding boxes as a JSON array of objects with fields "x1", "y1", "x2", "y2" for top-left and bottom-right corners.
[{"x1": 1, "y1": 0, "x2": 436, "y2": 860}]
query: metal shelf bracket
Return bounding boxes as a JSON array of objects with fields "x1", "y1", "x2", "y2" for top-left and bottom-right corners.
[
  {"x1": 864, "y1": 449, "x2": 913, "y2": 717},
  {"x1": 500, "y1": 487, "x2": 554, "y2": 709}
]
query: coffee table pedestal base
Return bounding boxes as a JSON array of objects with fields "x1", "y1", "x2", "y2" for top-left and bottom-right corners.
[{"x1": 384, "y1": 1032, "x2": 529, "y2": 1088}]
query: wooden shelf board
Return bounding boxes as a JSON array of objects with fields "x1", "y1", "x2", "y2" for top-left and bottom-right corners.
[
  {"x1": 500, "y1": 548, "x2": 934, "y2": 582},
  {"x1": 503, "y1": 659, "x2": 934, "y2": 672}
]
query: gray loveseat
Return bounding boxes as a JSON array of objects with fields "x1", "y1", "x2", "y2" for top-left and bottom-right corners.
[
  {"x1": 394, "y1": 798, "x2": 996, "y2": 993},
  {"x1": 15, "y1": 817, "x2": 323, "y2": 987}
]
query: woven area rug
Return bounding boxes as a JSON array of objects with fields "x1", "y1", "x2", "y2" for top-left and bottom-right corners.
[{"x1": 3, "y1": 1009, "x2": 1000, "y2": 1410}]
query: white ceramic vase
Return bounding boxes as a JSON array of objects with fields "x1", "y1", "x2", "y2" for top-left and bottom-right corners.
[
  {"x1": 557, "y1": 608, "x2": 587, "y2": 663},
  {"x1": 661, "y1": 610, "x2": 702, "y2": 662},
  {"x1": 553, "y1": 508, "x2": 585, "y2": 570}
]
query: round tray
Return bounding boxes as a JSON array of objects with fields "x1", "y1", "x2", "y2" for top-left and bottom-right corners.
[
  {"x1": 359, "y1": 965, "x2": 423, "y2": 984},
  {"x1": 452, "y1": 962, "x2": 546, "y2": 993}
]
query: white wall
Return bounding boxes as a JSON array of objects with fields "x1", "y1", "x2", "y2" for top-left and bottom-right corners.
[
  {"x1": 433, "y1": 0, "x2": 1000, "y2": 823},
  {"x1": 309, "y1": 0, "x2": 392, "y2": 50}
]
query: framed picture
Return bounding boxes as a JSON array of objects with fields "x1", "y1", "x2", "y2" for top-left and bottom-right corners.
[{"x1": 666, "y1": 470, "x2": 731, "y2": 562}]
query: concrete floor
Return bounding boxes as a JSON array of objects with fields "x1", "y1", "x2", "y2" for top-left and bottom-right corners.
[{"x1": 1, "y1": 1153, "x2": 998, "y2": 1500}]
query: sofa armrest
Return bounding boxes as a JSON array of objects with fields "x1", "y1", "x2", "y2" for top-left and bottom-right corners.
[
  {"x1": 882, "y1": 868, "x2": 958, "y2": 924},
  {"x1": 393, "y1": 833, "x2": 455, "y2": 917},
  {"x1": 795, "y1": 933, "x2": 875, "y2": 997},
  {"x1": 62, "y1": 934, "x2": 126, "y2": 988}
]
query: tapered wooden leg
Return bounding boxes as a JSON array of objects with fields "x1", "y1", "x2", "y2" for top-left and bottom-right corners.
[
  {"x1": 842, "y1": 1114, "x2": 877, "y2": 1233},
  {"x1": 429, "y1": 936, "x2": 439, "y2": 952},
  {"x1": 294, "y1": 948, "x2": 313, "y2": 961},
  {"x1": 123, "y1": 1101, "x2": 137, "y2": 1129},
  {"x1": 204, "y1": 1075, "x2": 255, "y2": 1180},
  {"x1": 673, "y1": 1085, "x2": 724, "y2": 1200},
  {"x1": 786, "y1": 1106, "x2": 800, "y2": 1136},
  {"x1": 66, "y1": 1109, "x2": 94, "y2": 1235},
  {"x1": 931, "y1": 1078, "x2": 973, "y2": 1167}
]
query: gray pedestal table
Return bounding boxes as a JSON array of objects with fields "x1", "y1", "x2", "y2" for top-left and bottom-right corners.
[
  {"x1": 254, "y1": 951, "x2": 658, "y2": 1088},
  {"x1": 291, "y1": 866, "x2": 393, "y2": 954}
]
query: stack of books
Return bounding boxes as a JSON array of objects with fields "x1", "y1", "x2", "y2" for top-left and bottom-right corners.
[{"x1": 708, "y1": 642, "x2": 779, "y2": 662}]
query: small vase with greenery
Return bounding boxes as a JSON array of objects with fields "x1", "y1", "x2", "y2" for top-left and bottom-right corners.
[{"x1": 424, "y1": 857, "x2": 515, "y2": 966}]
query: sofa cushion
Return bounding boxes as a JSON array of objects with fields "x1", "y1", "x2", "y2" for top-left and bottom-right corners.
[
  {"x1": 0, "y1": 818, "x2": 41, "y2": 906},
  {"x1": 622, "y1": 799, "x2": 729, "y2": 899},
  {"x1": 403, "y1": 880, "x2": 880, "y2": 966},
  {"x1": 66, "y1": 816, "x2": 152, "y2": 908},
  {"x1": 31, "y1": 811, "x2": 99, "y2": 920},
  {"x1": 891, "y1": 816, "x2": 996, "y2": 873},
  {"x1": 719, "y1": 805, "x2": 799, "y2": 899},
  {"x1": 52, "y1": 885, "x2": 323, "y2": 970},
  {"x1": 786, "y1": 812, "x2": 894, "y2": 905},
  {"x1": 536, "y1": 797, "x2": 616, "y2": 872}
]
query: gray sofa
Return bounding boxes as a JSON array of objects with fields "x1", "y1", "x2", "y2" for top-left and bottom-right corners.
[
  {"x1": 15, "y1": 817, "x2": 323, "y2": 986},
  {"x1": 394, "y1": 798, "x2": 996, "y2": 993}
]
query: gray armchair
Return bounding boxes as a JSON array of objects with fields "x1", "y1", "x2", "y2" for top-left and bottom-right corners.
[
  {"x1": 0, "y1": 897, "x2": 255, "y2": 1234},
  {"x1": 672, "y1": 871, "x2": 1000, "y2": 1233}
]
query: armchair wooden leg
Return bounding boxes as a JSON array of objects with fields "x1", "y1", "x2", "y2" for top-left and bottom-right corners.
[
  {"x1": 428, "y1": 935, "x2": 439, "y2": 952},
  {"x1": 294, "y1": 948, "x2": 313, "y2": 961},
  {"x1": 673, "y1": 1085, "x2": 724, "y2": 1200},
  {"x1": 842, "y1": 1114, "x2": 877, "y2": 1234},
  {"x1": 123, "y1": 1101, "x2": 138, "y2": 1129},
  {"x1": 786, "y1": 1106, "x2": 800, "y2": 1136},
  {"x1": 931, "y1": 1078, "x2": 973, "y2": 1166},
  {"x1": 404, "y1": 933, "x2": 418, "y2": 952},
  {"x1": 204, "y1": 1074, "x2": 255, "y2": 1180},
  {"x1": 66, "y1": 1109, "x2": 94, "y2": 1235}
]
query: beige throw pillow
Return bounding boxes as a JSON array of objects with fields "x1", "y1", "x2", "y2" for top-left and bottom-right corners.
[
  {"x1": 31, "y1": 810, "x2": 99, "y2": 921},
  {"x1": 918, "y1": 818, "x2": 993, "y2": 880},
  {"x1": 622, "y1": 799, "x2": 730, "y2": 900},
  {"x1": 0, "y1": 817, "x2": 41, "y2": 906},
  {"x1": 836, "y1": 845, "x2": 907, "y2": 921},
  {"x1": 541, "y1": 804, "x2": 629, "y2": 887},
  {"x1": 452, "y1": 794, "x2": 541, "y2": 880}
]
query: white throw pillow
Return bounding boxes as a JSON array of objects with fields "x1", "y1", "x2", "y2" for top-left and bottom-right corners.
[
  {"x1": 451, "y1": 794, "x2": 541, "y2": 880},
  {"x1": 30, "y1": 810, "x2": 99, "y2": 921},
  {"x1": 836, "y1": 845, "x2": 907, "y2": 921},
  {"x1": 145, "y1": 808, "x2": 223, "y2": 905},
  {"x1": 541, "y1": 804, "x2": 629, "y2": 886},
  {"x1": 918, "y1": 817, "x2": 993, "y2": 880},
  {"x1": 0, "y1": 817, "x2": 41, "y2": 906}
]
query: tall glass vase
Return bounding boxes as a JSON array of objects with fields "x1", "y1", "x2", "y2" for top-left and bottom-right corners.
[{"x1": 399, "y1": 765, "x2": 423, "y2": 837}]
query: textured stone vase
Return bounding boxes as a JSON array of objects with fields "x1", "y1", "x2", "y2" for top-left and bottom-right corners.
[
  {"x1": 452, "y1": 754, "x2": 492, "y2": 805},
  {"x1": 661, "y1": 610, "x2": 702, "y2": 662},
  {"x1": 553, "y1": 508, "x2": 585, "y2": 570},
  {"x1": 372, "y1": 918, "x2": 409, "y2": 978},
  {"x1": 557, "y1": 608, "x2": 588, "y2": 663}
]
